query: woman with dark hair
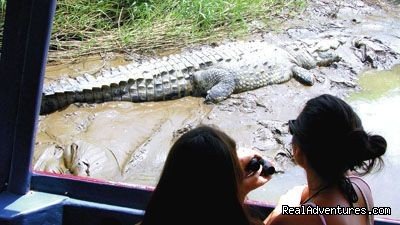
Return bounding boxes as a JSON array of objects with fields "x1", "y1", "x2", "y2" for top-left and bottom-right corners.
[
  {"x1": 264, "y1": 94, "x2": 386, "y2": 225},
  {"x1": 140, "y1": 125, "x2": 271, "y2": 225}
]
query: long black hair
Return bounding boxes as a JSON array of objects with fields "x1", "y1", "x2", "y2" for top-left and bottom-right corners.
[
  {"x1": 141, "y1": 125, "x2": 260, "y2": 225},
  {"x1": 289, "y1": 94, "x2": 386, "y2": 204}
]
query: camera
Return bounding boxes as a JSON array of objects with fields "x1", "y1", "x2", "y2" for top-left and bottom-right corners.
[{"x1": 245, "y1": 157, "x2": 275, "y2": 176}]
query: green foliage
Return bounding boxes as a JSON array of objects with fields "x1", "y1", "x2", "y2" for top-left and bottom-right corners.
[
  {"x1": 0, "y1": 0, "x2": 5, "y2": 13},
  {"x1": 0, "y1": 0, "x2": 6, "y2": 22},
  {"x1": 49, "y1": 0, "x2": 307, "y2": 58},
  {"x1": 0, "y1": 0, "x2": 6, "y2": 48}
]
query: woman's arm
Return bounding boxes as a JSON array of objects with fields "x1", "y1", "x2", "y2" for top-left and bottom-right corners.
[{"x1": 264, "y1": 185, "x2": 306, "y2": 225}]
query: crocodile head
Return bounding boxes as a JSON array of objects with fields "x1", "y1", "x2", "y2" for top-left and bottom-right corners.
[
  {"x1": 286, "y1": 39, "x2": 343, "y2": 69},
  {"x1": 315, "y1": 51, "x2": 342, "y2": 67}
]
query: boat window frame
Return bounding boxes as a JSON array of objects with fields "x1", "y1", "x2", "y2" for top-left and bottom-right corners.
[
  {"x1": 0, "y1": 0, "x2": 153, "y2": 210},
  {"x1": 0, "y1": 0, "x2": 58, "y2": 195}
]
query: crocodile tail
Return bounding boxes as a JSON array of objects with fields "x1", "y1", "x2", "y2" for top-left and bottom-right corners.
[
  {"x1": 40, "y1": 73, "x2": 194, "y2": 115},
  {"x1": 40, "y1": 92, "x2": 75, "y2": 115}
]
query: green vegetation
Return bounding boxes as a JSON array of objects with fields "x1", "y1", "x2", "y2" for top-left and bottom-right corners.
[
  {"x1": 0, "y1": 0, "x2": 5, "y2": 13},
  {"x1": 0, "y1": 0, "x2": 6, "y2": 49},
  {"x1": 1, "y1": 0, "x2": 308, "y2": 61},
  {"x1": 0, "y1": 0, "x2": 5, "y2": 23},
  {"x1": 50, "y1": 0, "x2": 307, "y2": 60}
]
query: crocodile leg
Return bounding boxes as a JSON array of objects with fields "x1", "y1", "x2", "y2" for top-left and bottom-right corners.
[
  {"x1": 291, "y1": 65, "x2": 315, "y2": 86},
  {"x1": 192, "y1": 68, "x2": 236, "y2": 103}
]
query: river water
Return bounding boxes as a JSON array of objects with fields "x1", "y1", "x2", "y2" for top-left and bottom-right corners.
[
  {"x1": 349, "y1": 65, "x2": 400, "y2": 220},
  {"x1": 249, "y1": 65, "x2": 400, "y2": 220}
]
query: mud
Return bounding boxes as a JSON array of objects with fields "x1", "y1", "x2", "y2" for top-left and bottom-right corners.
[
  {"x1": 35, "y1": 0, "x2": 400, "y2": 210},
  {"x1": 35, "y1": 97, "x2": 212, "y2": 182}
]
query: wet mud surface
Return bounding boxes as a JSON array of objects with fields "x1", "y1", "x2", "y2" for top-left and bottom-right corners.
[{"x1": 35, "y1": 0, "x2": 400, "y2": 198}]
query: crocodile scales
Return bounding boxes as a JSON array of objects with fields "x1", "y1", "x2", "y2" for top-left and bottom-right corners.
[{"x1": 41, "y1": 40, "x2": 342, "y2": 115}]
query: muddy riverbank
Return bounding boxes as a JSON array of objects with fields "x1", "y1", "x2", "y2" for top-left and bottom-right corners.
[{"x1": 34, "y1": 0, "x2": 400, "y2": 219}]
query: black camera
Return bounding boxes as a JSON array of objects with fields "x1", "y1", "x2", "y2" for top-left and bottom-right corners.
[{"x1": 245, "y1": 157, "x2": 275, "y2": 176}]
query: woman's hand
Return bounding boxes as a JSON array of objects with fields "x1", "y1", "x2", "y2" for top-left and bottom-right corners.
[{"x1": 237, "y1": 148, "x2": 272, "y2": 198}]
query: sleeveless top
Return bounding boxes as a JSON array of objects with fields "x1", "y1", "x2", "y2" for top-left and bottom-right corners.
[{"x1": 301, "y1": 176, "x2": 374, "y2": 225}]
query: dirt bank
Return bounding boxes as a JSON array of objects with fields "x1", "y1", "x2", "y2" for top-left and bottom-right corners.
[{"x1": 35, "y1": 0, "x2": 400, "y2": 188}]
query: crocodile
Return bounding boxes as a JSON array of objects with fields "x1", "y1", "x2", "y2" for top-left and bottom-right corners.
[{"x1": 41, "y1": 39, "x2": 343, "y2": 115}]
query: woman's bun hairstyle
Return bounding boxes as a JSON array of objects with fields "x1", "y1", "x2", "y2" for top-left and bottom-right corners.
[
  {"x1": 345, "y1": 129, "x2": 386, "y2": 174},
  {"x1": 291, "y1": 94, "x2": 387, "y2": 205},
  {"x1": 292, "y1": 94, "x2": 387, "y2": 178}
]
